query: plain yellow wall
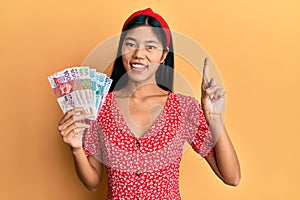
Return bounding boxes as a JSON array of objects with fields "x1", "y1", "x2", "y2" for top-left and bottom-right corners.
[{"x1": 1, "y1": 0, "x2": 300, "y2": 199}]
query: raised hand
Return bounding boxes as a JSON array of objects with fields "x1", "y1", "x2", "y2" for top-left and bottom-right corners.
[
  {"x1": 201, "y1": 58, "x2": 225, "y2": 117},
  {"x1": 58, "y1": 108, "x2": 93, "y2": 150}
]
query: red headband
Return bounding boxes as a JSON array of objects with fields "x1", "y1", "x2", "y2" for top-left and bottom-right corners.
[{"x1": 122, "y1": 8, "x2": 171, "y2": 48}]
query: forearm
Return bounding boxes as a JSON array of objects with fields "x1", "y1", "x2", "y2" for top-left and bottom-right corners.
[
  {"x1": 207, "y1": 114, "x2": 241, "y2": 185},
  {"x1": 72, "y1": 147, "x2": 102, "y2": 191}
]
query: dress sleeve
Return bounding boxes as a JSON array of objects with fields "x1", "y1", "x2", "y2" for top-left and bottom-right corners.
[
  {"x1": 82, "y1": 119, "x2": 102, "y2": 157},
  {"x1": 184, "y1": 97, "x2": 215, "y2": 157}
]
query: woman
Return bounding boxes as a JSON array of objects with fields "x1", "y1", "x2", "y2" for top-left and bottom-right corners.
[{"x1": 58, "y1": 8, "x2": 240, "y2": 200}]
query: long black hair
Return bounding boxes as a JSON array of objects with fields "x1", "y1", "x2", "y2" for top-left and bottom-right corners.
[{"x1": 109, "y1": 15, "x2": 174, "y2": 92}]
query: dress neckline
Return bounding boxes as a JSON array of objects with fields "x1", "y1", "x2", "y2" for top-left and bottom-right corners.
[{"x1": 112, "y1": 90, "x2": 172, "y2": 140}]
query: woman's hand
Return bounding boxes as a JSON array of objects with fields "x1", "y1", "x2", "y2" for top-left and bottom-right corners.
[
  {"x1": 201, "y1": 58, "x2": 225, "y2": 119},
  {"x1": 58, "y1": 107, "x2": 92, "y2": 150}
]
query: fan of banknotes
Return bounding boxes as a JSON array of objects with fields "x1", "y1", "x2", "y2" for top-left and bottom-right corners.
[{"x1": 48, "y1": 66, "x2": 113, "y2": 119}]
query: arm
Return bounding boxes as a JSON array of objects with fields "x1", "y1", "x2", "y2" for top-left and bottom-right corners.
[
  {"x1": 204, "y1": 114, "x2": 240, "y2": 186},
  {"x1": 72, "y1": 148, "x2": 103, "y2": 191},
  {"x1": 58, "y1": 108, "x2": 103, "y2": 191},
  {"x1": 201, "y1": 58, "x2": 241, "y2": 186}
]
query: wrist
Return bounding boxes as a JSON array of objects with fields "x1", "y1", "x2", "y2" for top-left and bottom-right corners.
[
  {"x1": 71, "y1": 146, "x2": 85, "y2": 155},
  {"x1": 205, "y1": 112, "x2": 222, "y2": 125}
]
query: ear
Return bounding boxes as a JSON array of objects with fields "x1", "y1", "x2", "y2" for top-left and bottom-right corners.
[{"x1": 160, "y1": 47, "x2": 169, "y2": 64}]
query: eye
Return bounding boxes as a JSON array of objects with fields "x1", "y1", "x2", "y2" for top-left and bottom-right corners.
[
  {"x1": 146, "y1": 45, "x2": 157, "y2": 50},
  {"x1": 125, "y1": 42, "x2": 136, "y2": 48}
]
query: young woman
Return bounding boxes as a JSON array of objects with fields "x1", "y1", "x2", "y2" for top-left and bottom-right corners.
[{"x1": 58, "y1": 8, "x2": 240, "y2": 200}]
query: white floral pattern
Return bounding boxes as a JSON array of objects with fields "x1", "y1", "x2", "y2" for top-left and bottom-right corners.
[{"x1": 83, "y1": 91, "x2": 214, "y2": 200}]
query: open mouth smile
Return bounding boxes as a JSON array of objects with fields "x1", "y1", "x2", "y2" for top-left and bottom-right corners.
[{"x1": 130, "y1": 63, "x2": 148, "y2": 72}]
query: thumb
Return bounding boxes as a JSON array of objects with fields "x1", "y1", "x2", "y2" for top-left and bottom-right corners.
[
  {"x1": 201, "y1": 88, "x2": 211, "y2": 101},
  {"x1": 202, "y1": 85, "x2": 218, "y2": 101}
]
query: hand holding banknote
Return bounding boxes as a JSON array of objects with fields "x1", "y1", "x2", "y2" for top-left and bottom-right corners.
[
  {"x1": 58, "y1": 107, "x2": 93, "y2": 150},
  {"x1": 48, "y1": 66, "x2": 113, "y2": 119},
  {"x1": 49, "y1": 66, "x2": 112, "y2": 149}
]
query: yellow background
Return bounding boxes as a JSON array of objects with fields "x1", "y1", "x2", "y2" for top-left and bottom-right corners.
[{"x1": 1, "y1": 0, "x2": 300, "y2": 199}]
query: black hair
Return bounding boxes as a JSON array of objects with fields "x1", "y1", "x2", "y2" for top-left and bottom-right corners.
[{"x1": 109, "y1": 14, "x2": 174, "y2": 92}]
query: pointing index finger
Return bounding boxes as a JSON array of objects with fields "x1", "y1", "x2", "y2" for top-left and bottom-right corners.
[{"x1": 202, "y1": 57, "x2": 210, "y2": 85}]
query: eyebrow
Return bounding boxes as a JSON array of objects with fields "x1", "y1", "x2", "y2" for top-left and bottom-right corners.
[
  {"x1": 124, "y1": 37, "x2": 159, "y2": 44},
  {"x1": 145, "y1": 40, "x2": 159, "y2": 44},
  {"x1": 124, "y1": 37, "x2": 136, "y2": 42}
]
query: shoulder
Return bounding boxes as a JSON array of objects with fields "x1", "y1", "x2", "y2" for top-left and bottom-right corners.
[
  {"x1": 97, "y1": 91, "x2": 118, "y2": 122},
  {"x1": 172, "y1": 92, "x2": 200, "y2": 107},
  {"x1": 98, "y1": 91, "x2": 115, "y2": 114},
  {"x1": 103, "y1": 91, "x2": 114, "y2": 104},
  {"x1": 106, "y1": 91, "x2": 114, "y2": 100},
  {"x1": 172, "y1": 93, "x2": 205, "y2": 125},
  {"x1": 172, "y1": 92, "x2": 204, "y2": 115}
]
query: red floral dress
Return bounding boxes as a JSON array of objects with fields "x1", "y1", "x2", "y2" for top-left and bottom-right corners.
[{"x1": 83, "y1": 91, "x2": 214, "y2": 200}]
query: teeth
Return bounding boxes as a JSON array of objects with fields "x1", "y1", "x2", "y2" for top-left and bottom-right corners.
[{"x1": 132, "y1": 64, "x2": 146, "y2": 69}]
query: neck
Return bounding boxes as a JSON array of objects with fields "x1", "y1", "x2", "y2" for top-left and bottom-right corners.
[{"x1": 120, "y1": 81, "x2": 166, "y2": 98}]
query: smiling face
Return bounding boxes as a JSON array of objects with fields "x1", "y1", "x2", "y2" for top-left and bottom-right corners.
[{"x1": 121, "y1": 26, "x2": 169, "y2": 84}]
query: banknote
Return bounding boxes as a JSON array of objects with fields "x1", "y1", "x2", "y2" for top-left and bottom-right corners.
[
  {"x1": 67, "y1": 67, "x2": 85, "y2": 107},
  {"x1": 49, "y1": 69, "x2": 79, "y2": 113},
  {"x1": 78, "y1": 66, "x2": 94, "y2": 115},
  {"x1": 48, "y1": 66, "x2": 112, "y2": 118},
  {"x1": 94, "y1": 72, "x2": 107, "y2": 118},
  {"x1": 100, "y1": 77, "x2": 113, "y2": 110},
  {"x1": 89, "y1": 69, "x2": 97, "y2": 114}
]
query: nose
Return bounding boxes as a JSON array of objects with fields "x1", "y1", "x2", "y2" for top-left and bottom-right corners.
[{"x1": 132, "y1": 47, "x2": 146, "y2": 59}]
